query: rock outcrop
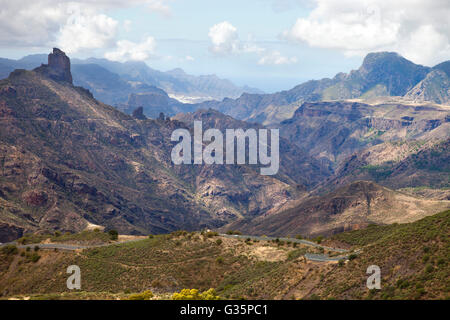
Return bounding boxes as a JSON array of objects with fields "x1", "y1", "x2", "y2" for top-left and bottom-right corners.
[
  {"x1": 132, "y1": 106, "x2": 147, "y2": 120},
  {"x1": 35, "y1": 48, "x2": 72, "y2": 84}
]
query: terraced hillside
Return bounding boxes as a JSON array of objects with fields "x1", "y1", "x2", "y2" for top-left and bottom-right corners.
[{"x1": 1, "y1": 210, "x2": 448, "y2": 300}]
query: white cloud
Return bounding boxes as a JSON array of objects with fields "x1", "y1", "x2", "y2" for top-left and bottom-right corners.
[
  {"x1": 258, "y1": 51, "x2": 298, "y2": 65},
  {"x1": 283, "y1": 0, "x2": 450, "y2": 65},
  {"x1": 105, "y1": 36, "x2": 157, "y2": 61},
  {"x1": 208, "y1": 21, "x2": 241, "y2": 55},
  {"x1": 0, "y1": 0, "x2": 173, "y2": 51},
  {"x1": 208, "y1": 21, "x2": 297, "y2": 66},
  {"x1": 185, "y1": 55, "x2": 195, "y2": 61},
  {"x1": 57, "y1": 11, "x2": 119, "y2": 54},
  {"x1": 146, "y1": 0, "x2": 172, "y2": 17}
]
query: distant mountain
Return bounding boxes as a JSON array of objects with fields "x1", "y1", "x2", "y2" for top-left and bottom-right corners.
[
  {"x1": 72, "y1": 57, "x2": 263, "y2": 102},
  {"x1": 404, "y1": 69, "x2": 450, "y2": 104},
  {"x1": 325, "y1": 139, "x2": 450, "y2": 191},
  {"x1": 192, "y1": 52, "x2": 448, "y2": 125},
  {"x1": 119, "y1": 89, "x2": 195, "y2": 118},
  {"x1": 278, "y1": 100, "x2": 449, "y2": 166},
  {"x1": 0, "y1": 53, "x2": 263, "y2": 107},
  {"x1": 433, "y1": 60, "x2": 450, "y2": 77}
]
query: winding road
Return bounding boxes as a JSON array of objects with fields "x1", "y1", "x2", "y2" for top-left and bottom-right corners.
[
  {"x1": 219, "y1": 234, "x2": 352, "y2": 261},
  {"x1": 1, "y1": 234, "x2": 354, "y2": 262}
]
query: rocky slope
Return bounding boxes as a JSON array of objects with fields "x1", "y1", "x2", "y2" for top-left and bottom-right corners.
[
  {"x1": 0, "y1": 49, "x2": 312, "y2": 242},
  {"x1": 173, "y1": 109, "x2": 331, "y2": 189},
  {"x1": 323, "y1": 139, "x2": 450, "y2": 191},
  {"x1": 404, "y1": 70, "x2": 450, "y2": 104},
  {"x1": 278, "y1": 101, "x2": 449, "y2": 166},
  {"x1": 222, "y1": 181, "x2": 449, "y2": 237}
]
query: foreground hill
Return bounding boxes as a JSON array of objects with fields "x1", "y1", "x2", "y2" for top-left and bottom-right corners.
[
  {"x1": 1, "y1": 210, "x2": 448, "y2": 300},
  {"x1": 312, "y1": 210, "x2": 450, "y2": 299}
]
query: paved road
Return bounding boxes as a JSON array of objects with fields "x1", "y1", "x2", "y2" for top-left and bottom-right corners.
[
  {"x1": 0, "y1": 238, "x2": 146, "y2": 251},
  {"x1": 220, "y1": 234, "x2": 348, "y2": 253},
  {"x1": 304, "y1": 253, "x2": 347, "y2": 262},
  {"x1": 2, "y1": 234, "x2": 355, "y2": 262},
  {"x1": 220, "y1": 234, "x2": 354, "y2": 262}
]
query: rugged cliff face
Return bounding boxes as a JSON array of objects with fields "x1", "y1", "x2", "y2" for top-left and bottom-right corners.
[
  {"x1": 278, "y1": 101, "x2": 449, "y2": 166},
  {"x1": 223, "y1": 181, "x2": 449, "y2": 237},
  {"x1": 0, "y1": 49, "x2": 330, "y2": 241},
  {"x1": 404, "y1": 70, "x2": 450, "y2": 104}
]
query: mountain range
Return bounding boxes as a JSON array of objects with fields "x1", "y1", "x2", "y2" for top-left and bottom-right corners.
[
  {"x1": 0, "y1": 49, "x2": 327, "y2": 242},
  {"x1": 192, "y1": 52, "x2": 450, "y2": 125},
  {"x1": 0, "y1": 53, "x2": 263, "y2": 106},
  {"x1": 0, "y1": 48, "x2": 448, "y2": 243}
]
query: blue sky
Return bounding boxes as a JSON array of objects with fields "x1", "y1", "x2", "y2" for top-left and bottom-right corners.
[
  {"x1": 0, "y1": 0, "x2": 448, "y2": 92},
  {"x1": 96, "y1": 0, "x2": 363, "y2": 91}
]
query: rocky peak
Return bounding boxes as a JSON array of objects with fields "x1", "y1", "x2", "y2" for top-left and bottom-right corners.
[
  {"x1": 34, "y1": 48, "x2": 73, "y2": 84},
  {"x1": 357, "y1": 52, "x2": 430, "y2": 96},
  {"x1": 132, "y1": 106, "x2": 147, "y2": 120}
]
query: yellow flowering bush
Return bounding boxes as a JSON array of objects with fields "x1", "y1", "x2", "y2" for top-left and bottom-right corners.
[
  {"x1": 171, "y1": 288, "x2": 220, "y2": 300},
  {"x1": 128, "y1": 290, "x2": 154, "y2": 300}
]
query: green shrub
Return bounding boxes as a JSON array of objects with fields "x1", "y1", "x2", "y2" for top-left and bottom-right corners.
[
  {"x1": 425, "y1": 264, "x2": 434, "y2": 273},
  {"x1": 30, "y1": 253, "x2": 41, "y2": 263},
  {"x1": 348, "y1": 253, "x2": 358, "y2": 261},
  {"x1": 128, "y1": 290, "x2": 154, "y2": 300},
  {"x1": 108, "y1": 230, "x2": 118, "y2": 240},
  {"x1": 1, "y1": 245, "x2": 18, "y2": 256},
  {"x1": 206, "y1": 231, "x2": 218, "y2": 238},
  {"x1": 216, "y1": 239, "x2": 223, "y2": 245},
  {"x1": 216, "y1": 257, "x2": 224, "y2": 264},
  {"x1": 314, "y1": 236, "x2": 324, "y2": 244}
]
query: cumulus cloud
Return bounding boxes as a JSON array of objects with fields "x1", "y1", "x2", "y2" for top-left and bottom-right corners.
[
  {"x1": 258, "y1": 51, "x2": 298, "y2": 65},
  {"x1": 0, "y1": 0, "x2": 172, "y2": 52},
  {"x1": 283, "y1": 0, "x2": 450, "y2": 65},
  {"x1": 208, "y1": 21, "x2": 297, "y2": 65},
  {"x1": 208, "y1": 21, "x2": 241, "y2": 55},
  {"x1": 57, "y1": 11, "x2": 119, "y2": 54},
  {"x1": 105, "y1": 36, "x2": 157, "y2": 61}
]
